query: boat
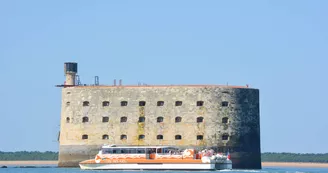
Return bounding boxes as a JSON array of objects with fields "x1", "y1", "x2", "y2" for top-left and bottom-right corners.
[{"x1": 79, "y1": 144, "x2": 232, "y2": 170}]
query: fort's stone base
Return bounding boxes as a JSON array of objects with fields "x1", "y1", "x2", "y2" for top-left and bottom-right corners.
[{"x1": 58, "y1": 145, "x2": 261, "y2": 169}]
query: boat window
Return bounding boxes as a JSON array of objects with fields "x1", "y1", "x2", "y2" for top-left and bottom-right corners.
[
  {"x1": 129, "y1": 148, "x2": 136, "y2": 154},
  {"x1": 102, "y1": 148, "x2": 113, "y2": 154},
  {"x1": 137, "y1": 148, "x2": 145, "y2": 154},
  {"x1": 121, "y1": 148, "x2": 129, "y2": 153},
  {"x1": 113, "y1": 149, "x2": 121, "y2": 154},
  {"x1": 156, "y1": 148, "x2": 163, "y2": 153}
]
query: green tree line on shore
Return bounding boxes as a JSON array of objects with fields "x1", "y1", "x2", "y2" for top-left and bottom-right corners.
[
  {"x1": 262, "y1": 152, "x2": 328, "y2": 163},
  {"x1": 0, "y1": 151, "x2": 58, "y2": 160},
  {"x1": 1, "y1": 151, "x2": 328, "y2": 163}
]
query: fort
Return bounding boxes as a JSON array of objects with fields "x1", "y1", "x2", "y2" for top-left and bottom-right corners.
[{"x1": 57, "y1": 62, "x2": 261, "y2": 169}]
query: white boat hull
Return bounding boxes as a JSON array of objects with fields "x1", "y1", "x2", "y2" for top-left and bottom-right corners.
[{"x1": 80, "y1": 163, "x2": 231, "y2": 170}]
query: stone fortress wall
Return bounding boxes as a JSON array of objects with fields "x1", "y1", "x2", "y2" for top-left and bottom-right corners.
[{"x1": 58, "y1": 85, "x2": 261, "y2": 169}]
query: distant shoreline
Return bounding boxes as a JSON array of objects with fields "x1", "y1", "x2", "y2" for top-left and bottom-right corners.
[{"x1": 1, "y1": 161, "x2": 328, "y2": 168}]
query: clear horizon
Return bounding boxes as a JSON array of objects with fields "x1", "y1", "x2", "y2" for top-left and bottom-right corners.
[{"x1": 0, "y1": 0, "x2": 327, "y2": 153}]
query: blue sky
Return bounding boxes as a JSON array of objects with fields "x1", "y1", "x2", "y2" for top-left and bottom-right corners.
[{"x1": 0, "y1": 0, "x2": 327, "y2": 153}]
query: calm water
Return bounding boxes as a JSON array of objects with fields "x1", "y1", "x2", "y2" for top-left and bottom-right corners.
[{"x1": 1, "y1": 167, "x2": 328, "y2": 173}]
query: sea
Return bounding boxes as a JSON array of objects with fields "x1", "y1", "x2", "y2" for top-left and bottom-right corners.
[{"x1": 1, "y1": 167, "x2": 328, "y2": 173}]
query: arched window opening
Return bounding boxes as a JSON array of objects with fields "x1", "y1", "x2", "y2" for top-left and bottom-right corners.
[
  {"x1": 175, "y1": 135, "x2": 182, "y2": 140},
  {"x1": 66, "y1": 102, "x2": 70, "y2": 106},
  {"x1": 82, "y1": 117, "x2": 89, "y2": 123},
  {"x1": 222, "y1": 134, "x2": 229, "y2": 140},
  {"x1": 221, "y1": 101, "x2": 229, "y2": 107},
  {"x1": 196, "y1": 117, "x2": 204, "y2": 123},
  {"x1": 197, "y1": 135, "x2": 203, "y2": 140},
  {"x1": 121, "y1": 134, "x2": 127, "y2": 140},
  {"x1": 102, "y1": 101, "x2": 110, "y2": 107},
  {"x1": 66, "y1": 117, "x2": 70, "y2": 123},
  {"x1": 102, "y1": 135, "x2": 109, "y2": 140},
  {"x1": 197, "y1": 101, "x2": 204, "y2": 106},
  {"x1": 139, "y1": 101, "x2": 146, "y2": 106},
  {"x1": 157, "y1": 117, "x2": 163, "y2": 123},
  {"x1": 121, "y1": 101, "x2": 128, "y2": 106},
  {"x1": 102, "y1": 117, "x2": 109, "y2": 122},
  {"x1": 139, "y1": 117, "x2": 145, "y2": 122},
  {"x1": 222, "y1": 117, "x2": 229, "y2": 124},
  {"x1": 157, "y1": 135, "x2": 163, "y2": 140},
  {"x1": 82, "y1": 134, "x2": 88, "y2": 140},
  {"x1": 120, "y1": 117, "x2": 127, "y2": 123},
  {"x1": 83, "y1": 101, "x2": 89, "y2": 107},
  {"x1": 175, "y1": 101, "x2": 182, "y2": 106},
  {"x1": 157, "y1": 101, "x2": 164, "y2": 106},
  {"x1": 175, "y1": 117, "x2": 182, "y2": 123},
  {"x1": 138, "y1": 135, "x2": 145, "y2": 140}
]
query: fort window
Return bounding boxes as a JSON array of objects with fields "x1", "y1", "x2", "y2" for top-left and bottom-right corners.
[
  {"x1": 222, "y1": 117, "x2": 229, "y2": 124},
  {"x1": 222, "y1": 134, "x2": 229, "y2": 140},
  {"x1": 175, "y1": 135, "x2": 182, "y2": 140},
  {"x1": 121, "y1": 135, "x2": 127, "y2": 140},
  {"x1": 82, "y1": 117, "x2": 89, "y2": 123},
  {"x1": 66, "y1": 102, "x2": 70, "y2": 106},
  {"x1": 138, "y1": 135, "x2": 145, "y2": 140},
  {"x1": 102, "y1": 117, "x2": 109, "y2": 122},
  {"x1": 67, "y1": 92, "x2": 71, "y2": 94},
  {"x1": 82, "y1": 134, "x2": 88, "y2": 140},
  {"x1": 102, "y1": 101, "x2": 110, "y2": 107},
  {"x1": 196, "y1": 117, "x2": 204, "y2": 123},
  {"x1": 197, "y1": 135, "x2": 203, "y2": 140},
  {"x1": 121, "y1": 101, "x2": 128, "y2": 106},
  {"x1": 66, "y1": 117, "x2": 70, "y2": 123},
  {"x1": 139, "y1": 117, "x2": 145, "y2": 122},
  {"x1": 157, "y1": 117, "x2": 164, "y2": 123},
  {"x1": 157, "y1": 135, "x2": 163, "y2": 140},
  {"x1": 221, "y1": 101, "x2": 229, "y2": 107},
  {"x1": 175, "y1": 101, "x2": 182, "y2": 106},
  {"x1": 197, "y1": 101, "x2": 204, "y2": 106},
  {"x1": 157, "y1": 101, "x2": 164, "y2": 106},
  {"x1": 139, "y1": 101, "x2": 146, "y2": 106},
  {"x1": 175, "y1": 117, "x2": 182, "y2": 123},
  {"x1": 83, "y1": 101, "x2": 89, "y2": 107},
  {"x1": 102, "y1": 135, "x2": 109, "y2": 140},
  {"x1": 120, "y1": 117, "x2": 127, "y2": 123}
]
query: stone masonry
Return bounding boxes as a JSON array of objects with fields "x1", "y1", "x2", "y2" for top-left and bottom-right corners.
[{"x1": 58, "y1": 85, "x2": 261, "y2": 169}]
